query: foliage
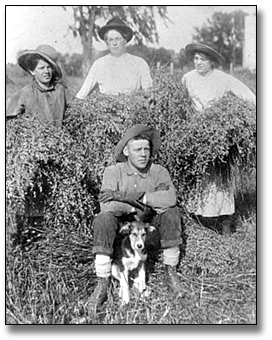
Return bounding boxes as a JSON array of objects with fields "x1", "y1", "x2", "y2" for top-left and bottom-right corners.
[
  {"x1": 159, "y1": 92, "x2": 256, "y2": 204},
  {"x1": 6, "y1": 68, "x2": 256, "y2": 324},
  {"x1": 127, "y1": 45, "x2": 174, "y2": 68},
  {"x1": 58, "y1": 53, "x2": 84, "y2": 77},
  {"x1": 6, "y1": 68, "x2": 256, "y2": 226},
  {"x1": 178, "y1": 48, "x2": 187, "y2": 69},
  {"x1": 193, "y1": 10, "x2": 248, "y2": 67}
]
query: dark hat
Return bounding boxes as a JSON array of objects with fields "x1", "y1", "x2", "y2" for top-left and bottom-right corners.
[
  {"x1": 98, "y1": 17, "x2": 133, "y2": 42},
  {"x1": 185, "y1": 43, "x2": 225, "y2": 64},
  {"x1": 115, "y1": 124, "x2": 161, "y2": 162},
  {"x1": 18, "y1": 45, "x2": 62, "y2": 80}
]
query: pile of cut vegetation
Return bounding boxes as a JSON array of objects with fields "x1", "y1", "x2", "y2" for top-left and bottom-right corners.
[{"x1": 6, "y1": 69, "x2": 256, "y2": 324}]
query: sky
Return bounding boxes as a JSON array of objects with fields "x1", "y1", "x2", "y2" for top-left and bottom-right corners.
[{"x1": 5, "y1": 5, "x2": 256, "y2": 64}]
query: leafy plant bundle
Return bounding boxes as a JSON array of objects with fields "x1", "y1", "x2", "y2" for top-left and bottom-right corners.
[{"x1": 6, "y1": 69, "x2": 256, "y2": 323}]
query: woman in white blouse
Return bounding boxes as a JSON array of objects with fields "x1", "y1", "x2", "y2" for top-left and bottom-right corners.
[
  {"x1": 182, "y1": 43, "x2": 255, "y2": 235},
  {"x1": 76, "y1": 17, "x2": 152, "y2": 98}
]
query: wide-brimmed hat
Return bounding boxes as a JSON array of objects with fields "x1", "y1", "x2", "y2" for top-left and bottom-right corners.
[
  {"x1": 115, "y1": 124, "x2": 161, "y2": 162},
  {"x1": 185, "y1": 43, "x2": 225, "y2": 64},
  {"x1": 98, "y1": 17, "x2": 133, "y2": 42},
  {"x1": 18, "y1": 45, "x2": 62, "y2": 80}
]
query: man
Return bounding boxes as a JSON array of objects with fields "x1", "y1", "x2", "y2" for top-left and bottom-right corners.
[
  {"x1": 76, "y1": 17, "x2": 152, "y2": 98},
  {"x1": 89, "y1": 124, "x2": 184, "y2": 312}
]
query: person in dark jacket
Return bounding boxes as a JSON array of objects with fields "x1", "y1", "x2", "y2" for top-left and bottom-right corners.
[
  {"x1": 6, "y1": 45, "x2": 75, "y2": 242},
  {"x1": 6, "y1": 44, "x2": 74, "y2": 127}
]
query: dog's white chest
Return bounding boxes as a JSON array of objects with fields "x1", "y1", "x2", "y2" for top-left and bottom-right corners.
[{"x1": 123, "y1": 250, "x2": 146, "y2": 271}]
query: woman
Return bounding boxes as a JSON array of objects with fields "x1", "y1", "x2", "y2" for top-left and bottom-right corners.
[
  {"x1": 182, "y1": 43, "x2": 256, "y2": 235},
  {"x1": 6, "y1": 44, "x2": 74, "y2": 127},
  {"x1": 76, "y1": 17, "x2": 152, "y2": 98},
  {"x1": 6, "y1": 45, "x2": 75, "y2": 240}
]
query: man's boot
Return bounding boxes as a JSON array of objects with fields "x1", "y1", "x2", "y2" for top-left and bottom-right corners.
[
  {"x1": 87, "y1": 276, "x2": 111, "y2": 315},
  {"x1": 164, "y1": 265, "x2": 184, "y2": 297}
]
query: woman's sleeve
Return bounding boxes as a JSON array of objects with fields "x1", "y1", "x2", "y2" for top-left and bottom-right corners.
[
  {"x1": 227, "y1": 75, "x2": 256, "y2": 103},
  {"x1": 6, "y1": 91, "x2": 25, "y2": 118}
]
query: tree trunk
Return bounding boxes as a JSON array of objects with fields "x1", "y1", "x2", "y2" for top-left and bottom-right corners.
[
  {"x1": 82, "y1": 44, "x2": 93, "y2": 77},
  {"x1": 81, "y1": 7, "x2": 96, "y2": 77},
  {"x1": 232, "y1": 45, "x2": 236, "y2": 70}
]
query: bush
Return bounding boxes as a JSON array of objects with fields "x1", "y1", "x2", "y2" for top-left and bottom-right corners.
[{"x1": 6, "y1": 69, "x2": 256, "y2": 323}]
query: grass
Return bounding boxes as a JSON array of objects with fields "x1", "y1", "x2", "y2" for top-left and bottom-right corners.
[{"x1": 6, "y1": 193, "x2": 256, "y2": 324}]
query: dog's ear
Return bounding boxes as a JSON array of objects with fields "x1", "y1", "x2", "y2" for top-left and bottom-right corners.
[
  {"x1": 119, "y1": 222, "x2": 131, "y2": 234},
  {"x1": 146, "y1": 224, "x2": 156, "y2": 233}
]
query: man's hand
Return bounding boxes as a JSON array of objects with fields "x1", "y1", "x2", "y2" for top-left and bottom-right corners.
[{"x1": 136, "y1": 205, "x2": 156, "y2": 222}]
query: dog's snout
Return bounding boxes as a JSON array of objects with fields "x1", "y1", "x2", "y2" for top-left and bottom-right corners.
[{"x1": 136, "y1": 243, "x2": 143, "y2": 249}]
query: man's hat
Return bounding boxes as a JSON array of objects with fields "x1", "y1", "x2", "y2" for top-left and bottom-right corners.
[
  {"x1": 18, "y1": 45, "x2": 62, "y2": 80},
  {"x1": 185, "y1": 43, "x2": 225, "y2": 64},
  {"x1": 115, "y1": 124, "x2": 162, "y2": 162},
  {"x1": 98, "y1": 17, "x2": 133, "y2": 42}
]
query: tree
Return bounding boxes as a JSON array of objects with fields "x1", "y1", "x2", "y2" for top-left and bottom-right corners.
[
  {"x1": 58, "y1": 53, "x2": 83, "y2": 77},
  {"x1": 192, "y1": 10, "x2": 248, "y2": 68},
  {"x1": 178, "y1": 48, "x2": 187, "y2": 70},
  {"x1": 63, "y1": 5, "x2": 168, "y2": 75}
]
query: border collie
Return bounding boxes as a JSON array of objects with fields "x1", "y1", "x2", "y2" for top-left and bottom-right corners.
[{"x1": 111, "y1": 216, "x2": 155, "y2": 304}]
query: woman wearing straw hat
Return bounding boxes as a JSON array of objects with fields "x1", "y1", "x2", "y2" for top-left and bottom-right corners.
[
  {"x1": 183, "y1": 43, "x2": 255, "y2": 111},
  {"x1": 6, "y1": 44, "x2": 74, "y2": 127},
  {"x1": 76, "y1": 17, "x2": 152, "y2": 98},
  {"x1": 182, "y1": 43, "x2": 255, "y2": 235}
]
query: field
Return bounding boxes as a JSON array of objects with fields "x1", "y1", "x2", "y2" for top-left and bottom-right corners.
[{"x1": 5, "y1": 67, "x2": 256, "y2": 324}]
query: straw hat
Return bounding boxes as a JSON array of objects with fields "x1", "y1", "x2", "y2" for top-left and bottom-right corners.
[
  {"x1": 18, "y1": 45, "x2": 62, "y2": 80},
  {"x1": 185, "y1": 43, "x2": 225, "y2": 64},
  {"x1": 98, "y1": 17, "x2": 133, "y2": 42},
  {"x1": 115, "y1": 124, "x2": 161, "y2": 162}
]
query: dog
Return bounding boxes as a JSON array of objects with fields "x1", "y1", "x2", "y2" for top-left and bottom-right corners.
[{"x1": 111, "y1": 215, "x2": 155, "y2": 304}]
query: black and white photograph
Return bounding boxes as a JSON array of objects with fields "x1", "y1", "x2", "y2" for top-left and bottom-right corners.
[{"x1": 5, "y1": 4, "x2": 258, "y2": 328}]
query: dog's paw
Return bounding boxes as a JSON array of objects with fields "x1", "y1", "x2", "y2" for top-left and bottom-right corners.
[
  {"x1": 118, "y1": 289, "x2": 130, "y2": 305},
  {"x1": 141, "y1": 286, "x2": 151, "y2": 298}
]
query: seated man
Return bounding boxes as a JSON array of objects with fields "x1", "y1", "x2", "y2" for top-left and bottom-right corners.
[{"x1": 89, "y1": 124, "x2": 184, "y2": 312}]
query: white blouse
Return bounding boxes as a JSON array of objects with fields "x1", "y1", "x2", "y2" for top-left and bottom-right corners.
[
  {"x1": 182, "y1": 69, "x2": 256, "y2": 112},
  {"x1": 76, "y1": 53, "x2": 152, "y2": 98}
]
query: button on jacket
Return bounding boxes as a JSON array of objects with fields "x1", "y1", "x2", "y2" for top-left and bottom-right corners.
[{"x1": 100, "y1": 162, "x2": 176, "y2": 215}]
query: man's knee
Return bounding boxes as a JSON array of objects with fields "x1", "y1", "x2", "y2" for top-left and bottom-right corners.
[
  {"x1": 161, "y1": 207, "x2": 183, "y2": 225},
  {"x1": 92, "y1": 211, "x2": 119, "y2": 256},
  {"x1": 92, "y1": 211, "x2": 117, "y2": 229},
  {"x1": 156, "y1": 207, "x2": 184, "y2": 248}
]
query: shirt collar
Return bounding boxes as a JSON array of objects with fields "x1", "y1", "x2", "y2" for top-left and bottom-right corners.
[
  {"x1": 32, "y1": 79, "x2": 55, "y2": 92},
  {"x1": 124, "y1": 161, "x2": 151, "y2": 178}
]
